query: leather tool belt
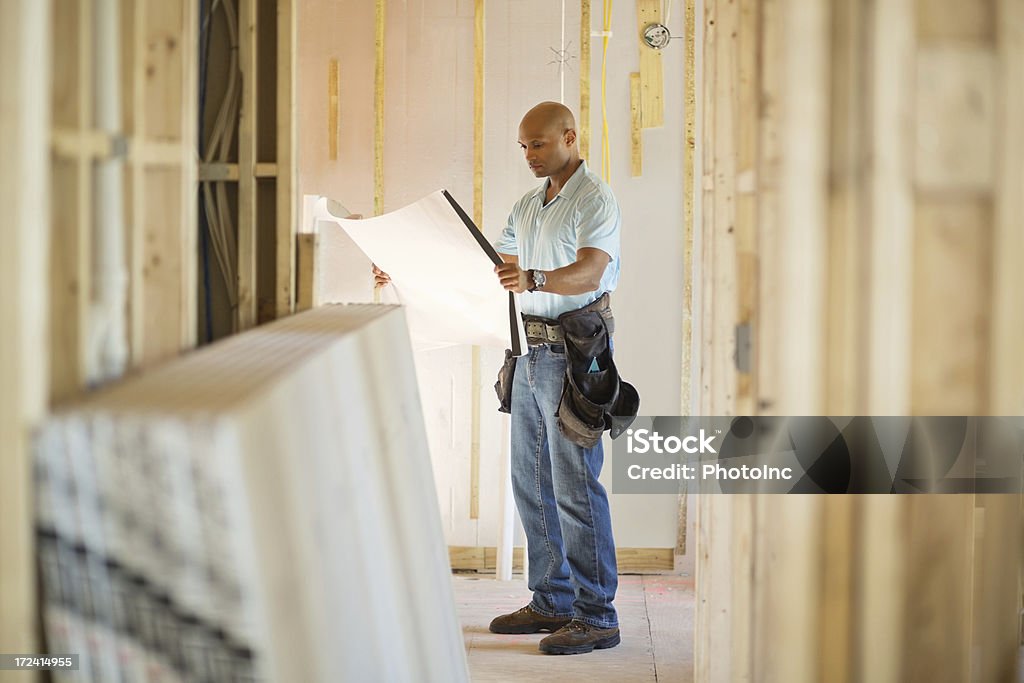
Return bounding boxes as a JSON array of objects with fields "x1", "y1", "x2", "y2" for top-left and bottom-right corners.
[{"x1": 521, "y1": 293, "x2": 615, "y2": 347}]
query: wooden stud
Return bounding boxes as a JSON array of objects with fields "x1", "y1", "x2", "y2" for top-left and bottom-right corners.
[
  {"x1": 694, "y1": 1, "x2": 718, "y2": 679},
  {"x1": 579, "y1": 0, "x2": 591, "y2": 161},
  {"x1": 328, "y1": 58, "x2": 339, "y2": 161},
  {"x1": 636, "y1": 0, "x2": 665, "y2": 128},
  {"x1": 755, "y1": 0, "x2": 782, "y2": 415},
  {"x1": 710, "y1": 0, "x2": 737, "y2": 417},
  {"x1": 676, "y1": 0, "x2": 696, "y2": 561},
  {"x1": 867, "y1": 0, "x2": 914, "y2": 415},
  {"x1": 48, "y1": 0, "x2": 91, "y2": 402},
  {"x1": 988, "y1": 0, "x2": 1023, "y2": 415},
  {"x1": 469, "y1": 0, "x2": 485, "y2": 520},
  {"x1": 629, "y1": 72, "x2": 642, "y2": 176},
  {"x1": 825, "y1": 0, "x2": 869, "y2": 415},
  {"x1": 128, "y1": 0, "x2": 145, "y2": 363},
  {"x1": 237, "y1": 0, "x2": 258, "y2": 331},
  {"x1": 910, "y1": 200, "x2": 992, "y2": 414},
  {"x1": 817, "y1": 496, "x2": 854, "y2": 683},
  {"x1": 276, "y1": 0, "x2": 297, "y2": 318},
  {"x1": 734, "y1": 0, "x2": 758, "y2": 415},
  {"x1": 680, "y1": 0, "x2": 695, "y2": 416},
  {"x1": 777, "y1": 0, "x2": 828, "y2": 414},
  {"x1": 295, "y1": 233, "x2": 319, "y2": 312},
  {"x1": 970, "y1": 494, "x2": 1022, "y2": 680},
  {"x1": 180, "y1": 0, "x2": 199, "y2": 350},
  {"x1": 0, "y1": 0, "x2": 50, "y2": 662},
  {"x1": 374, "y1": 0, "x2": 385, "y2": 217},
  {"x1": 897, "y1": 496, "x2": 975, "y2": 681},
  {"x1": 137, "y1": 0, "x2": 196, "y2": 365}
]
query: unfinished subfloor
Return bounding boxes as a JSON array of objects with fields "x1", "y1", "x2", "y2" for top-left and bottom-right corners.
[{"x1": 453, "y1": 574, "x2": 694, "y2": 683}]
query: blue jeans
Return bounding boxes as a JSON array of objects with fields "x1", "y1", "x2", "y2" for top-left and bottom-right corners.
[{"x1": 510, "y1": 343, "x2": 618, "y2": 629}]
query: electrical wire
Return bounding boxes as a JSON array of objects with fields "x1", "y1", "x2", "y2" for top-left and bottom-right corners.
[
  {"x1": 200, "y1": 0, "x2": 241, "y2": 315},
  {"x1": 199, "y1": 0, "x2": 215, "y2": 342}
]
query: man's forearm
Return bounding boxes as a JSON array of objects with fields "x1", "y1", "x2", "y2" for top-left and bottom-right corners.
[{"x1": 533, "y1": 260, "x2": 603, "y2": 296}]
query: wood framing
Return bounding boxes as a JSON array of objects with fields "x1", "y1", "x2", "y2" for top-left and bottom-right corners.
[
  {"x1": 0, "y1": 0, "x2": 50, "y2": 664},
  {"x1": 328, "y1": 58, "x2": 339, "y2": 161},
  {"x1": 694, "y1": 0, "x2": 1022, "y2": 679},
  {"x1": 295, "y1": 233, "x2": 319, "y2": 312},
  {"x1": 579, "y1": 0, "x2": 591, "y2": 160},
  {"x1": 989, "y1": 0, "x2": 1024, "y2": 415},
  {"x1": 629, "y1": 72, "x2": 643, "y2": 176},
  {"x1": 48, "y1": 0, "x2": 91, "y2": 403},
  {"x1": 374, "y1": 0, "x2": 385, "y2": 217},
  {"x1": 237, "y1": 0, "x2": 259, "y2": 330},
  {"x1": 275, "y1": 0, "x2": 297, "y2": 317},
  {"x1": 469, "y1": 0, "x2": 486, "y2": 520},
  {"x1": 636, "y1": 0, "x2": 665, "y2": 127}
]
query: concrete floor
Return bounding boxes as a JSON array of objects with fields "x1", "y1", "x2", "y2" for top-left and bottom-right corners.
[{"x1": 453, "y1": 574, "x2": 695, "y2": 683}]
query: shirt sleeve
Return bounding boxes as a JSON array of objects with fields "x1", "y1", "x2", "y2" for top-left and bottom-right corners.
[
  {"x1": 576, "y1": 191, "x2": 620, "y2": 259},
  {"x1": 493, "y1": 211, "x2": 518, "y2": 255}
]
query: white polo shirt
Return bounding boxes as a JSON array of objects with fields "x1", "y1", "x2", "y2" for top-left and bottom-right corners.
[{"x1": 493, "y1": 160, "x2": 621, "y2": 319}]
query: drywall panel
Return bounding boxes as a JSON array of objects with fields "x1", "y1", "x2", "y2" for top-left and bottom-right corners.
[{"x1": 35, "y1": 306, "x2": 469, "y2": 683}]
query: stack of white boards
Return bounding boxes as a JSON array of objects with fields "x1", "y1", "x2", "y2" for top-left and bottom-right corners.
[{"x1": 34, "y1": 304, "x2": 470, "y2": 683}]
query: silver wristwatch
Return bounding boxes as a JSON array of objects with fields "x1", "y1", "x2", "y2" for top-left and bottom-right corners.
[{"x1": 528, "y1": 269, "x2": 547, "y2": 292}]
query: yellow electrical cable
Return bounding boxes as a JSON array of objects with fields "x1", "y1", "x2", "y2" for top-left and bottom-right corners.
[{"x1": 600, "y1": 0, "x2": 612, "y2": 183}]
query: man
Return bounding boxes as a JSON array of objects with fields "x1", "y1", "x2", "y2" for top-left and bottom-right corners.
[{"x1": 375, "y1": 102, "x2": 621, "y2": 655}]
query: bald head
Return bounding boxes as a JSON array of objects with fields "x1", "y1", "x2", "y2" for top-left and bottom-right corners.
[
  {"x1": 520, "y1": 101, "x2": 577, "y2": 138},
  {"x1": 518, "y1": 102, "x2": 581, "y2": 180}
]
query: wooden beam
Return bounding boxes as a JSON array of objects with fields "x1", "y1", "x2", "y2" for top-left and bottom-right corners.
[
  {"x1": 127, "y1": 0, "x2": 145, "y2": 364},
  {"x1": 579, "y1": 0, "x2": 591, "y2": 160},
  {"x1": 276, "y1": 0, "x2": 297, "y2": 318},
  {"x1": 636, "y1": 0, "x2": 664, "y2": 127},
  {"x1": 374, "y1": 0, "x2": 385, "y2": 217},
  {"x1": 237, "y1": 0, "x2": 258, "y2": 330},
  {"x1": 867, "y1": 0, "x2": 914, "y2": 415},
  {"x1": 629, "y1": 72, "x2": 643, "y2": 176},
  {"x1": 680, "y1": 0, "x2": 695, "y2": 416},
  {"x1": 328, "y1": 58, "x2": 339, "y2": 161},
  {"x1": 137, "y1": 0, "x2": 196, "y2": 365},
  {"x1": 469, "y1": 0, "x2": 485, "y2": 520},
  {"x1": 295, "y1": 233, "x2": 319, "y2": 312},
  {"x1": 676, "y1": 0, "x2": 696, "y2": 561},
  {"x1": 49, "y1": 0, "x2": 91, "y2": 402},
  {"x1": 0, "y1": 0, "x2": 50, "y2": 665},
  {"x1": 199, "y1": 162, "x2": 241, "y2": 181},
  {"x1": 990, "y1": 0, "x2": 1024, "y2": 415},
  {"x1": 180, "y1": 0, "x2": 199, "y2": 349}
]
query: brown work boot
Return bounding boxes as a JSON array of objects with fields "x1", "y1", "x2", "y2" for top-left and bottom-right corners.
[
  {"x1": 489, "y1": 605, "x2": 573, "y2": 634},
  {"x1": 538, "y1": 619, "x2": 621, "y2": 654}
]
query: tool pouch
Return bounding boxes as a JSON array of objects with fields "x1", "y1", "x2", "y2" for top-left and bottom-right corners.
[{"x1": 494, "y1": 348, "x2": 517, "y2": 414}]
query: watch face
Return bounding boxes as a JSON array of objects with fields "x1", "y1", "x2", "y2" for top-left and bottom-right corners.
[{"x1": 534, "y1": 270, "x2": 546, "y2": 289}]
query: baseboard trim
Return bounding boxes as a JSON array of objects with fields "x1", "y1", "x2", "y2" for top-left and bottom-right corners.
[{"x1": 448, "y1": 546, "x2": 675, "y2": 573}]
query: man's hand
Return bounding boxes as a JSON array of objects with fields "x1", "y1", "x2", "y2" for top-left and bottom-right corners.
[
  {"x1": 372, "y1": 263, "x2": 391, "y2": 289},
  {"x1": 494, "y1": 262, "x2": 531, "y2": 293}
]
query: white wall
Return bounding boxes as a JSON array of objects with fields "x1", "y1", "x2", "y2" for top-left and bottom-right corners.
[{"x1": 297, "y1": 0, "x2": 686, "y2": 550}]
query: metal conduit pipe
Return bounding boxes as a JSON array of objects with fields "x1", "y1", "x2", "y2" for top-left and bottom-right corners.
[{"x1": 88, "y1": 0, "x2": 129, "y2": 383}]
